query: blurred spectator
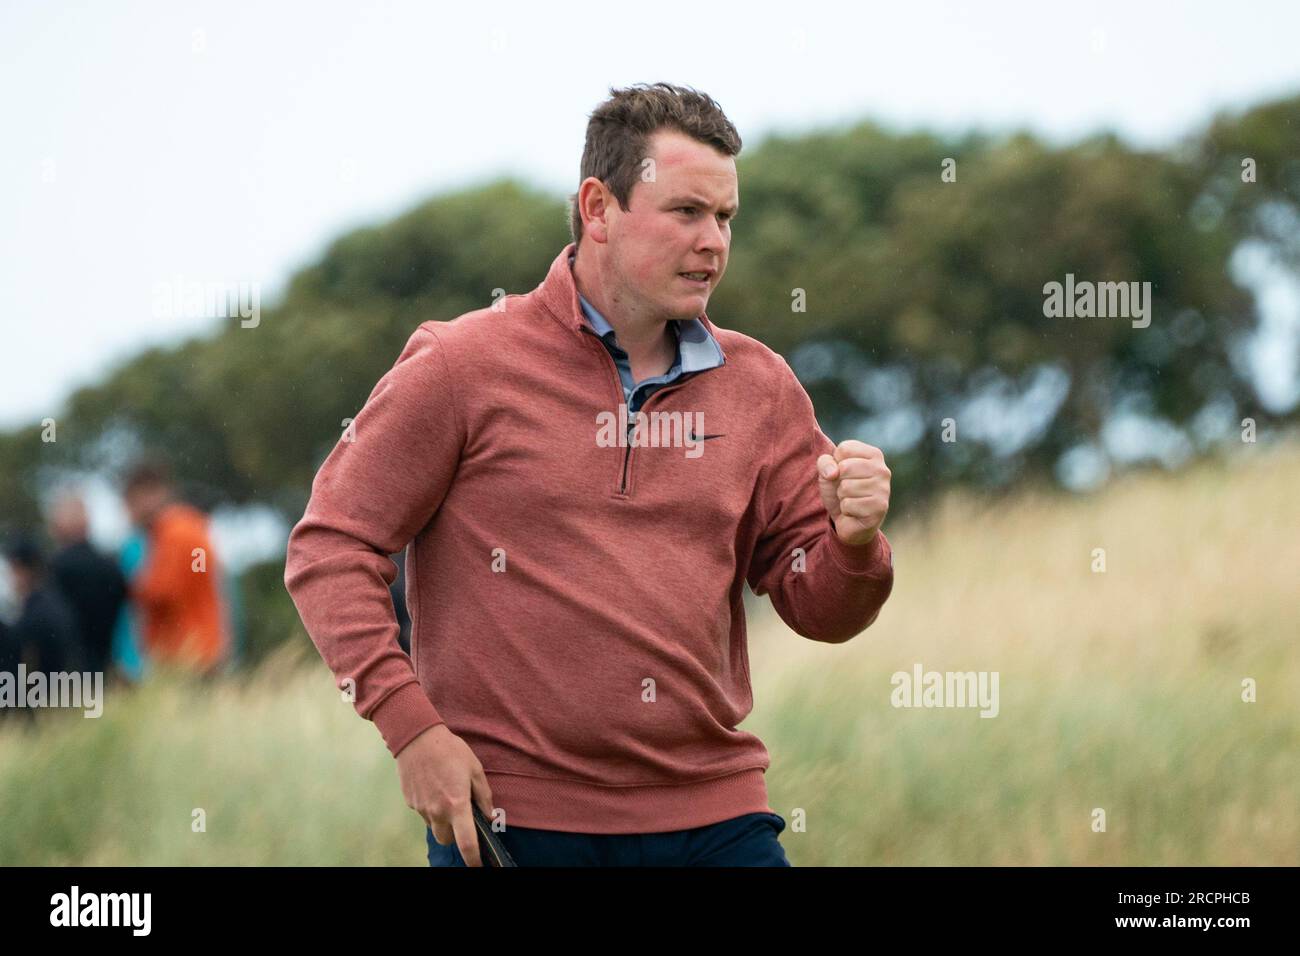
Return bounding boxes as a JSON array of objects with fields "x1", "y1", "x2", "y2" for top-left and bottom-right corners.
[
  {"x1": 2, "y1": 534, "x2": 85, "y2": 676},
  {"x1": 122, "y1": 460, "x2": 232, "y2": 675},
  {"x1": 109, "y1": 527, "x2": 150, "y2": 682},
  {"x1": 48, "y1": 492, "x2": 128, "y2": 677},
  {"x1": 0, "y1": 615, "x2": 17, "y2": 676},
  {"x1": 0, "y1": 615, "x2": 16, "y2": 724},
  {"x1": 391, "y1": 548, "x2": 411, "y2": 656}
]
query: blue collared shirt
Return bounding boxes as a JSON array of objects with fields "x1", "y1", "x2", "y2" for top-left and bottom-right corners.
[{"x1": 570, "y1": 254, "x2": 725, "y2": 415}]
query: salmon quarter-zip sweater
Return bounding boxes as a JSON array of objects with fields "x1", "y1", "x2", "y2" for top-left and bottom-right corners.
[{"x1": 283, "y1": 242, "x2": 895, "y2": 834}]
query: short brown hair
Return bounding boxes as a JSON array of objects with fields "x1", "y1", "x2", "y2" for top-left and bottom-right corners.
[
  {"x1": 568, "y1": 82, "x2": 742, "y2": 246},
  {"x1": 123, "y1": 456, "x2": 173, "y2": 496}
]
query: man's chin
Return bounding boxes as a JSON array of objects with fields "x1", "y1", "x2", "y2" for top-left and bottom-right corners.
[{"x1": 668, "y1": 293, "x2": 709, "y2": 320}]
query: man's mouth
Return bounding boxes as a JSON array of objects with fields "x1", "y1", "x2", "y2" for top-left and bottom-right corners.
[{"x1": 679, "y1": 271, "x2": 711, "y2": 285}]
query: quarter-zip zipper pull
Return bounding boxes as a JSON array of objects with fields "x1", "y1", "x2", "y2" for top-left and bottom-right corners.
[{"x1": 582, "y1": 322, "x2": 717, "y2": 496}]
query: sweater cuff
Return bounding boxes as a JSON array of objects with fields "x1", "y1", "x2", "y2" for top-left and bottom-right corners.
[
  {"x1": 370, "y1": 682, "x2": 445, "y2": 758},
  {"x1": 823, "y1": 516, "x2": 892, "y2": 576}
]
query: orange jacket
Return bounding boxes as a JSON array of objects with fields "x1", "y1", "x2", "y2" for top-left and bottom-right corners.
[{"x1": 131, "y1": 502, "x2": 229, "y2": 671}]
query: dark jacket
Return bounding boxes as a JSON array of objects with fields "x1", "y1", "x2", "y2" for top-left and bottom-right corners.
[
  {"x1": 9, "y1": 583, "x2": 85, "y2": 674},
  {"x1": 51, "y1": 540, "x2": 128, "y2": 673}
]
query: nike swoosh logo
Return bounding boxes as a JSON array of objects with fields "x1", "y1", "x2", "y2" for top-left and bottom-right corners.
[{"x1": 687, "y1": 431, "x2": 726, "y2": 442}]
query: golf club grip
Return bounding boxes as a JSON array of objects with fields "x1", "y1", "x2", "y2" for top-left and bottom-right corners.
[{"x1": 472, "y1": 804, "x2": 517, "y2": 867}]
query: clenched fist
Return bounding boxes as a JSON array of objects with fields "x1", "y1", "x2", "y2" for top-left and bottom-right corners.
[{"x1": 817, "y1": 440, "x2": 891, "y2": 547}]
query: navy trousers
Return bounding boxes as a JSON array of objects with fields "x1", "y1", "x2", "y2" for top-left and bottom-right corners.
[{"x1": 427, "y1": 811, "x2": 791, "y2": 867}]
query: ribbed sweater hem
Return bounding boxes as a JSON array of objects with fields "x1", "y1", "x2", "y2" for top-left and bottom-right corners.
[{"x1": 481, "y1": 766, "x2": 773, "y2": 834}]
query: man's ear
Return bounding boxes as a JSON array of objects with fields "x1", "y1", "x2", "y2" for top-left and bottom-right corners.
[{"x1": 578, "y1": 178, "x2": 612, "y2": 244}]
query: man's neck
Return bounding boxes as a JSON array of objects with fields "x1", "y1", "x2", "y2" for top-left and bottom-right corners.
[
  {"x1": 572, "y1": 247, "x2": 676, "y2": 370},
  {"x1": 145, "y1": 498, "x2": 177, "y2": 530}
]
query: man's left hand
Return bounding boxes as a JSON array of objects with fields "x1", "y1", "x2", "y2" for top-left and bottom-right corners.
[{"x1": 817, "y1": 440, "x2": 891, "y2": 547}]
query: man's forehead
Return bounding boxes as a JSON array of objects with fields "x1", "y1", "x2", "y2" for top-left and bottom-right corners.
[
  {"x1": 650, "y1": 130, "x2": 734, "y2": 172},
  {"x1": 646, "y1": 131, "x2": 738, "y2": 203}
]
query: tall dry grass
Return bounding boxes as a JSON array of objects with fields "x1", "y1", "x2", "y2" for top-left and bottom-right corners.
[
  {"x1": 748, "y1": 440, "x2": 1299, "y2": 864},
  {"x1": 1, "y1": 442, "x2": 1295, "y2": 864}
]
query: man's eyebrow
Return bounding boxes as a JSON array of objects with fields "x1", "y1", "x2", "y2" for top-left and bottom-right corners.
[{"x1": 667, "y1": 195, "x2": 740, "y2": 215}]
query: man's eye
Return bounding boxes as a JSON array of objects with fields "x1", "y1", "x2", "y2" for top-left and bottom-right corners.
[{"x1": 677, "y1": 206, "x2": 696, "y2": 214}]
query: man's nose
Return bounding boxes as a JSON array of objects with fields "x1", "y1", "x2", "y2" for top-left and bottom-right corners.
[{"x1": 695, "y1": 215, "x2": 727, "y2": 254}]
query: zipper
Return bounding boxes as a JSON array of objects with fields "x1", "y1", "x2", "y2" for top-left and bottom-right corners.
[
  {"x1": 580, "y1": 326, "x2": 634, "y2": 492},
  {"x1": 580, "y1": 324, "x2": 718, "y2": 496},
  {"x1": 622, "y1": 377, "x2": 705, "y2": 494}
]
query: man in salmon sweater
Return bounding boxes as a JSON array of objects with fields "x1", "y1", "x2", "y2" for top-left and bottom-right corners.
[
  {"x1": 124, "y1": 460, "x2": 230, "y2": 675},
  {"x1": 285, "y1": 82, "x2": 895, "y2": 866}
]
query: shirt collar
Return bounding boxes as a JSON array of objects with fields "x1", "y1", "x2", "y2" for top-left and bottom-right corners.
[{"x1": 569, "y1": 253, "x2": 724, "y2": 373}]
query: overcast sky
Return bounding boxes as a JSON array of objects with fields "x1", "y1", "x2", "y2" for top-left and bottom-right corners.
[{"x1": 3, "y1": 0, "x2": 1299, "y2": 430}]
